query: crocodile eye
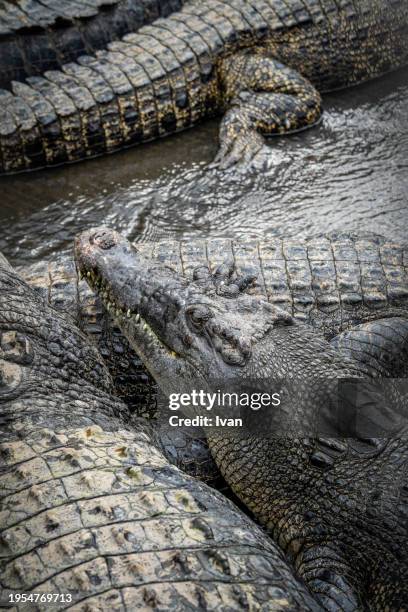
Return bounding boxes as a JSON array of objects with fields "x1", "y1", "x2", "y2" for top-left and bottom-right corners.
[{"x1": 187, "y1": 306, "x2": 213, "y2": 328}]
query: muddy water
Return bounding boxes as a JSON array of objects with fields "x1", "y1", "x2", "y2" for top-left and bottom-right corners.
[{"x1": 0, "y1": 67, "x2": 407, "y2": 266}]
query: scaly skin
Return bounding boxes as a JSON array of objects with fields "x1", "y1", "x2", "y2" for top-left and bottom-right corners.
[
  {"x1": 1, "y1": 0, "x2": 407, "y2": 173},
  {"x1": 75, "y1": 227, "x2": 408, "y2": 611},
  {"x1": 0, "y1": 0, "x2": 185, "y2": 89},
  {"x1": 19, "y1": 233, "x2": 408, "y2": 484},
  {"x1": 20, "y1": 233, "x2": 408, "y2": 415},
  {"x1": 0, "y1": 253, "x2": 322, "y2": 611}
]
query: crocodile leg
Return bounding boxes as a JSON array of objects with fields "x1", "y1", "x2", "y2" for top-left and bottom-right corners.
[
  {"x1": 329, "y1": 317, "x2": 408, "y2": 436},
  {"x1": 214, "y1": 52, "x2": 322, "y2": 169},
  {"x1": 330, "y1": 318, "x2": 408, "y2": 377},
  {"x1": 292, "y1": 318, "x2": 408, "y2": 610}
]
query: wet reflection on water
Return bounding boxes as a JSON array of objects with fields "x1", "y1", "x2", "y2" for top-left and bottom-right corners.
[{"x1": 0, "y1": 67, "x2": 407, "y2": 266}]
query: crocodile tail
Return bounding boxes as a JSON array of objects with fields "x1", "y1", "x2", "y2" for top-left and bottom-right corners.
[
  {"x1": 0, "y1": 14, "x2": 215, "y2": 175},
  {"x1": 0, "y1": 0, "x2": 185, "y2": 89}
]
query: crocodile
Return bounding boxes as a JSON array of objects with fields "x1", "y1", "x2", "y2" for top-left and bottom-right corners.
[
  {"x1": 0, "y1": 251, "x2": 324, "y2": 611},
  {"x1": 1, "y1": 0, "x2": 407, "y2": 174},
  {"x1": 0, "y1": 0, "x2": 185, "y2": 90},
  {"x1": 75, "y1": 227, "x2": 408, "y2": 610},
  {"x1": 19, "y1": 232, "x2": 408, "y2": 483},
  {"x1": 20, "y1": 232, "x2": 408, "y2": 413}
]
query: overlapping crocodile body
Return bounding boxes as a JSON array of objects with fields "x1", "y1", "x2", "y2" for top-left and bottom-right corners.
[
  {"x1": 0, "y1": 0, "x2": 185, "y2": 89},
  {"x1": 0, "y1": 0, "x2": 407, "y2": 173},
  {"x1": 72, "y1": 226, "x2": 408, "y2": 611},
  {"x1": 0, "y1": 258, "x2": 321, "y2": 611},
  {"x1": 0, "y1": 426, "x2": 322, "y2": 611}
]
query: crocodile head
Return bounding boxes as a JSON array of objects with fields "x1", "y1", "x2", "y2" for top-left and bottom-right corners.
[
  {"x1": 75, "y1": 228, "x2": 270, "y2": 391},
  {"x1": 0, "y1": 252, "x2": 124, "y2": 435},
  {"x1": 75, "y1": 227, "x2": 391, "y2": 437}
]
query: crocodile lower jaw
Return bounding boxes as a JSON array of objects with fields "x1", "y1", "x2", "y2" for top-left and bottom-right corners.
[{"x1": 80, "y1": 267, "x2": 179, "y2": 361}]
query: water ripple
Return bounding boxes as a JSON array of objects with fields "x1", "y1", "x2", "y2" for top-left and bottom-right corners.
[{"x1": 0, "y1": 68, "x2": 407, "y2": 266}]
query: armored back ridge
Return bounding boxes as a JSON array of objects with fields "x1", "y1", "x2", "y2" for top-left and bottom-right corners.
[
  {"x1": 0, "y1": 0, "x2": 407, "y2": 173},
  {"x1": 0, "y1": 0, "x2": 185, "y2": 89},
  {"x1": 17, "y1": 233, "x2": 408, "y2": 485}
]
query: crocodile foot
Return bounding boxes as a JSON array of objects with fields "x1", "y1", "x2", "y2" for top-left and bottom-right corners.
[
  {"x1": 213, "y1": 52, "x2": 322, "y2": 171},
  {"x1": 213, "y1": 107, "x2": 272, "y2": 172}
]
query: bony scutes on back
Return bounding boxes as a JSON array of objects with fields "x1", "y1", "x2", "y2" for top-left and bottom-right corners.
[
  {"x1": 0, "y1": 250, "x2": 127, "y2": 436},
  {"x1": 1, "y1": 0, "x2": 407, "y2": 174}
]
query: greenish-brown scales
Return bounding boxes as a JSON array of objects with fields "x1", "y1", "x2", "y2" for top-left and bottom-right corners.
[{"x1": 0, "y1": 0, "x2": 407, "y2": 173}]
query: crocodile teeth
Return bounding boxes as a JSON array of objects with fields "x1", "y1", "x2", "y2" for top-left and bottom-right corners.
[
  {"x1": 135, "y1": 314, "x2": 140, "y2": 324},
  {"x1": 127, "y1": 309, "x2": 131, "y2": 318}
]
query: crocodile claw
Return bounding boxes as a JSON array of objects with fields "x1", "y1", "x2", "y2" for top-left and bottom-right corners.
[{"x1": 212, "y1": 133, "x2": 272, "y2": 172}]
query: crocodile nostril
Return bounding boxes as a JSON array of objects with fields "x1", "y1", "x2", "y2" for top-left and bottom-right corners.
[{"x1": 91, "y1": 230, "x2": 116, "y2": 250}]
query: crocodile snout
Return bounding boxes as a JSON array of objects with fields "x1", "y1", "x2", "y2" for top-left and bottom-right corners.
[
  {"x1": 74, "y1": 227, "x2": 123, "y2": 277},
  {"x1": 75, "y1": 226, "x2": 120, "y2": 256}
]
